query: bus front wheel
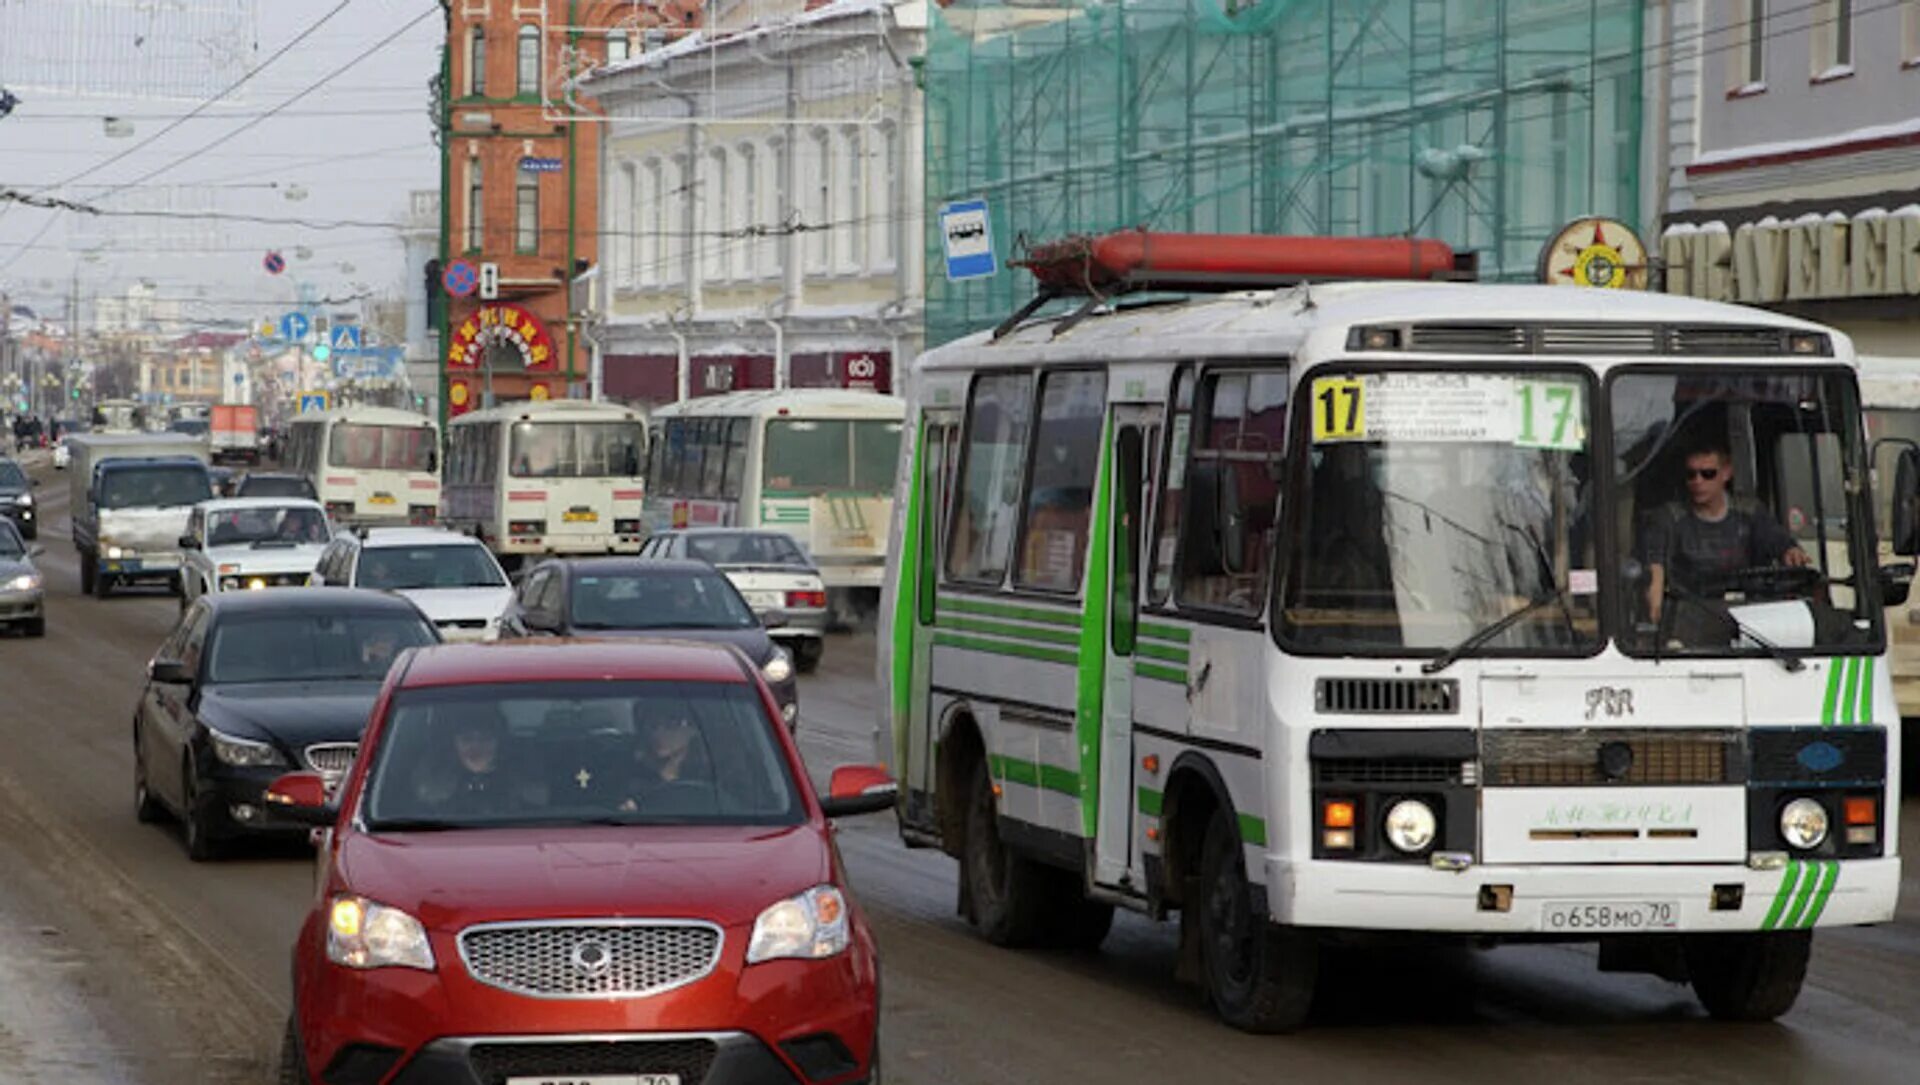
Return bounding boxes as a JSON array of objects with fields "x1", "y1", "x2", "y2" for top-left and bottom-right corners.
[
  {"x1": 961, "y1": 758, "x2": 1049, "y2": 947},
  {"x1": 1683, "y1": 930, "x2": 1810, "y2": 1021},
  {"x1": 1197, "y1": 808, "x2": 1316, "y2": 1032}
]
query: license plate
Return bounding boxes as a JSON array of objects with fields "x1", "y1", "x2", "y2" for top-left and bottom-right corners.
[
  {"x1": 834, "y1": 533, "x2": 874, "y2": 548},
  {"x1": 563, "y1": 510, "x2": 600, "y2": 523},
  {"x1": 368, "y1": 493, "x2": 397, "y2": 505},
  {"x1": 507, "y1": 1076, "x2": 679, "y2": 1085},
  {"x1": 1540, "y1": 900, "x2": 1678, "y2": 932}
]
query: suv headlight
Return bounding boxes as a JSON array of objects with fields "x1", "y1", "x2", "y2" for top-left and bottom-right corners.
[
  {"x1": 13, "y1": 493, "x2": 30, "y2": 506},
  {"x1": 207, "y1": 728, "x2": 286, "y2": 768},
  {"x1": 747, "y1": 885, "x2": 849, "y2": 963},
  {"x1": 763, "y1": 648, "x2": 794, "y2": 684},
  {"x1": 5, "y1": 573, "x2": 39, "y2": 592},
  {"x1": 327, "y1": 896, "x2": 435, "y2": 971}
]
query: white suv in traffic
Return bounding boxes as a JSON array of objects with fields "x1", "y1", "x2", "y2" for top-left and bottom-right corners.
[
  {"x1": 311, "y1": 527, "x2": 512, "y2": 642},
  {"x1": 178, "y1": 498, "x2": 332, "y2": 606}
]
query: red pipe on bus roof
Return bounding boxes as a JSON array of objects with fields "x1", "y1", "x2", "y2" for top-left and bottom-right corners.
[{"x1": 1018, "y1": 229, "x2": 1466, "y2": 293}]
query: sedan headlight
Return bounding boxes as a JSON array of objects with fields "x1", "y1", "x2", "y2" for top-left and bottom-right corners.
[
  {"x1": 327, "y1": 896, "x2": 435, "y2": 971},
  {"x1": 763, "y1": 649, "x2": 794, "y2": 684},
  {"x1": 747, "y1": 885, "x2": 849, "y2": 964},
  {"x1": 1780, "y1": 797, "x2": 1829, "y2": 850},
  {"x1": 207, "y1": 728, "x2": 286, "y2": 768},
  {"x1": 1383, "y1": 799, "x2": 1437, "y2": 853},
  {"x1": 13, "y1": 493, "x2": 30, "y2": 506},
  {"x1": 5, "y1": 573, "x2": 39, "y2": 592}
]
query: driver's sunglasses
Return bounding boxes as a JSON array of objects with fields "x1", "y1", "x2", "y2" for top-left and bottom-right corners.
[{"x1": 1686, "y1": 467, "x2": 1720, "y2": 480}]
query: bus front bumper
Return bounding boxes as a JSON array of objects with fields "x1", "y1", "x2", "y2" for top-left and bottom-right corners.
[{"x1": 1270, "y1": 856, "x2": 1900, "y2": 935}]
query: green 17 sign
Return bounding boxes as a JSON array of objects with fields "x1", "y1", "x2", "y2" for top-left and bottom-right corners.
[{"x1": 1513, "y1": 379, "x2": 1583, "y2": 451}]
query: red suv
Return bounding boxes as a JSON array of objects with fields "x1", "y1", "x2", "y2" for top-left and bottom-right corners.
[{"x1": 268, "y1": 639, "x2": 894, "y2": 1085}]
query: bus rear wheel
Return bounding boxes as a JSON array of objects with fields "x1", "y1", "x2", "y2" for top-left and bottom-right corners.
[
  {"x1": 1197, "y1": 808, "x2": 1316, "y2": 1032},
  {"x1": 1683, "y1": 930, "x2": 1810, "y2": 1022},
  {"x1": 961, "y1": 758, "x2": 1049, "y2": 947}
]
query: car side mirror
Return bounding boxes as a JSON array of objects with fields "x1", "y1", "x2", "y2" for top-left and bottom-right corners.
[
  {"x1": 148, "y1": 658, "x2": 193, "y2": 685},
  {"x1": 762, "y1": 608, "x2": 790, "y2": 630},
  {"x1": 1893, "y1": 447, "x2": 1920, "y2": 557},
  {"x1": 1878, "y1": 562, "x2": 1914, "y2": 607},
  {"x1": 820, "y1": 765, "x2": 898, "y2": 818},
  {"x1": 263, "y1": 771, "x2": 337, "y2": 827},
  {"x1": 178, "y1": 534, "x2": 199, "y2": 550}
]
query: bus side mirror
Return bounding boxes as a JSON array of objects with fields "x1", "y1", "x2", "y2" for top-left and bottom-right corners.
[
  {"x1": 1892, "y1": 446, "x2": 1920, "y2": 557},
  {"x1": 426, "y1": 449, "x2": 439, "y2": 473},
  {"x1": 1877, "y1": 562, "x2": 1914, "y2": 607}
]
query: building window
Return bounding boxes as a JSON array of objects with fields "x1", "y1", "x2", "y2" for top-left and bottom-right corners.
[
  {"x1": 516, "y1": 172, "x2": 539, "y2": 253},
  {"x1": 838, "y1": 127, "x2": 865, "y2": 272},
  {"x1": 517, "y1": 25, "x2": 541, "y2": 98},
  {"x1": 1811, "y1": 0, "x2": 1853, "y2": 77},
  {"x1": 467, "y1": 26, "x2": 486, "y2": 97},
  {"x1": 640, "y1": 159, "x2": 662, "y2": 287},
  {"x1": 734, "y1": 144, "x2": 755, "y2": 280},
  {"x1": 758, "y1": 138, "x2": 782, "y2": 277},
  {"x1": 466, "y1": 159, "x2": 484, "y2": 252},
  {"x1": 618, "y1": 162, "x2": 638, "y2": 288},
  {"x1": 870, "y1": 123, "x2": 897, "y2": 269},
  {"x1": 606, "y1": 31, "x2": 631, "y2": 65},
  {"x1": 1733, "y1": 0, "x2": 1765, "y2": 90},
  {"x1": 667, "y1": 155, "x2": 689, "y2": 286},
  {"x1": 1906, "y1": 0, "x2": 1920, "y2": 62},
  {"x1": 805, "y1": 129, "x2": 832, "y2": 273}
]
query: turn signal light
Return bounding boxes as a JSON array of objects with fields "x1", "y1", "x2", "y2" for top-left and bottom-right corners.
[
  {"x1": 1322, "y1": 829, "x2": 1355, "y2": 850},
  {"x1": 1323, "y1": 800, "x2": 1356, "y2": 829},
  {"x1": 1843, "y1": 797, "x2": 1877, "y2": 826}
]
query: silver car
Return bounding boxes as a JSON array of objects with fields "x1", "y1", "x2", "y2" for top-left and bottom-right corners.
[
  {"x1": 0, "y1": 520, "x2": 45, "y2": 637},
  {"x1": 640, "y1": 528, "x2": 830, "y2": 672}
]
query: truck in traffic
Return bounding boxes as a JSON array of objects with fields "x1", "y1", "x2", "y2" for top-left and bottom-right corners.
[
  {"x1": 209, "y1": 404, "x2": 261, "y2": 465},
  {"x1": 68, "y1": 433, "x2": 213, "y2": 598},
  {"x1": 91, "y1": 399, "x2": 150, "y2": 434}
]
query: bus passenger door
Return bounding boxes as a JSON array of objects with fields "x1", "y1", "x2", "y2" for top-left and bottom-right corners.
[
  {"x1": 899, "y1": 412, "x2": 959, "y2": 817},
  {"x1": 1097, "y1": 407, "x2": 1158, "y2": 890}
]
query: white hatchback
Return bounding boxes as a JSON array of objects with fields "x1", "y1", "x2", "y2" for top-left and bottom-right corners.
[{"x1": 311, "y1": 526, "x2": 513, "y2": 642}]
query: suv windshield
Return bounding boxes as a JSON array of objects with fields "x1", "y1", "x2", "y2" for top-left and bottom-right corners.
[
  {"x1": 1613, "y1": 369, "x2": 1879, "y2": 657},
  {"x1": 1281, "y1": 369, "x2": 1600, "y2": 656},
  {"x1": 361, "y1": 680, "x2": 801, "y2": 829},
  {"x1": 0, "y1": 461, "x2": 26, "y2": 489},
  {"x1": 357, "y1": 545, "x2": 505, "y2": 590},
  {"x1": 98, "y1": 465, "x2": 212, "y2": 509},
  {"x1": 571, "y1": 570, "x2": 758, "y2": 630},
  {"x1": 207, "y1": 612, "x2": 437, "y2": 683},
  {"x1": 686, "y1": 533, "x2": 809, "y2": 568},
  {"x1": 206, "y1": 506, "x2": 329, "y2": 546}
]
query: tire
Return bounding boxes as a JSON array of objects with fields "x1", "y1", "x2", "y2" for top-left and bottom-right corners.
[
  {"x1": 181, "y1": 758, "x2": 223, "y2": 862},
  {"x1": 1040, "y1": 869, "x2": 1115, "y2": 952},
  {"x1": 78, "y1": 551, "x2": 96, "y2": 595},
  {"x1": 1684, "y1": 930, "x2": 1811, "y2": 1022},
  {"x1": 1197, "y1": 808, "x2": 1316, "y2": 1032},
  {"x1": 961, "y1": 758, "x2": 1049, "y2": 946},
  {"x1": 133, "y1": 729, "x2": 165, "y2": 824},
  {"x1": 22, "y1": 616, "x2": 44, "y2": 638},
  {"x1": 794, "y1": 637, "x2": 825, "y2": 674},
  {"x1": 278, "y1": 1015, "x2": 311, "y2": 1085}
]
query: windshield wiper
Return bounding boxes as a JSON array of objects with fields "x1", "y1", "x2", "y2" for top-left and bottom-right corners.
[
  {"x1": 1656, "y1": 579, "x2": 1805, "y2": 673},
  {"x1": 1422, "y1": 588, "x2": 1571, "y2": 674}
]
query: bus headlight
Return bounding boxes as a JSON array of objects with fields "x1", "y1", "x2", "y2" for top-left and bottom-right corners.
[
  {"x1": 1779, "y1": 798, "x2": 1829, "y2": 850},
  {"x1": 763, "y1": 649, "x2": 793, "y2": 684},
  {"x1": 1384, "y1": 799, "x2": 1437, "y2": 853}
]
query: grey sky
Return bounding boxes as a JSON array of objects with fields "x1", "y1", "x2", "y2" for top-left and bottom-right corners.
[{"x1": 0, "y1": 0, "x2": 443, "y2": 328}]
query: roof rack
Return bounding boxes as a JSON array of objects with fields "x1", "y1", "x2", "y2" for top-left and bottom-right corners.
[{"x1": 996, "y1": 229, "x2": 1477, "y2": 340}]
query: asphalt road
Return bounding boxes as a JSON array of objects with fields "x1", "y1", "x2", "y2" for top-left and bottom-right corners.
[{"x1": 2, "y1": 462, "x2": 1919, "y2": 1085}]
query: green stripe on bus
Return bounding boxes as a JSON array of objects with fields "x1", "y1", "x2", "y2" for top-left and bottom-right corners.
[
  {"x1": 889, "y1": 423, "x2": 926, "y2": 778},
  {"x1": 1138, "y1": 622, "x2": 1191, "y2": 645},
  {"x1": 1074, "y1": 418, "x2": 1115, "y2": 840},
  {"x1": 1761, "y1": 861, "x2": 1802, "y2": 930},
  {"x1": 1840, "y1": 658, "x2": 1861, "y2": 727},
  {"x1": 938, "y1": 594, "x2": 1082, "y2": 628},
  {"x1": 1822, "y1": 663, "x2": 1844, "y2": 727},
  {"x1": 1138, "y1": 787, "x2": 1164, "y2": 816},
  {"x1": 936, "y1": 615, "x2": 1081, "y2": 647},
  {"x1": 932, "y1": 632, "x2": 1078, "y2": 666},
  {"x1": 990, "y1": 754, "x2": 1079, "y2": 797},
  {"x1": 1801, "y1": 861, "x2": 1840, "y2": 928},
  {"x1": 1135, "y1": 641, "x2": 1191, "y2": 665},
  {"x1": 1238, "y1": 813, "x2": 1268, "y2": 847},
  {"x1": 1859, "y1": 659, "x2": 1874, "y2": 725},
  {"x1": 1136, "y1": 662, "x2": 1188, "y2": 685},
  {"x1": 1781, "y1": 859, "x2": 1825, "y2": 929}
]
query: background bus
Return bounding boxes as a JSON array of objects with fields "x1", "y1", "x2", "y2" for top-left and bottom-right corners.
[
  {"x1": 284, "y1": 405, "x2": 439, "y2": 527},
  {"x1": 1860, "y1": 354, "x2": 1920, "y2": 791},
  {"x1": 646, "y1": 389, "x2": 904, "y2": 622},
  {"x1": 442, "y1": 399, "x2": 649, "y2": 568}
]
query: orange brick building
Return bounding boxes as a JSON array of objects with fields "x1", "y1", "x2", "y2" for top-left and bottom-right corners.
[{"x1": 440, "y1": 0, "x2": 701, "y2": 415}]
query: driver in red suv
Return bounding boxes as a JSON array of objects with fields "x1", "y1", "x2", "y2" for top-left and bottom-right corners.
[{"x1": 270, "y1": 639, "x2": 895, "y2": 1085}]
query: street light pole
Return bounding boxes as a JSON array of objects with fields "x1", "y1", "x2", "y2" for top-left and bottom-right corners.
[{"x1": 437, "y1": 1, "x2": 453, "y2": 436}]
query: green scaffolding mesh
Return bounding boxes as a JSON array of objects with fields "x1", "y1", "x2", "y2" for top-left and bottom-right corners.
[{"x1": 924, "y1": 0, "x2": 1645, "y2": 346}]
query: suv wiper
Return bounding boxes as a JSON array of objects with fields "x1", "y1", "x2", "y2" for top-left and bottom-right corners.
[
  {"x1": 1656, "y1": 579, "x2": 1805, "y2": 673},
  {"x1": 1422, "y1": 589, "x2": 1569, "y2": 675}
]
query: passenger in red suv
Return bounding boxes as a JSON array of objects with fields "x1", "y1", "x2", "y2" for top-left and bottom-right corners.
[{"x1": 270, "y1": 639, "x2": 896, "y2": 1085}]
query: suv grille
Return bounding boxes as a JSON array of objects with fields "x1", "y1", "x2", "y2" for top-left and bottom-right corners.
[
  {"x1": 1482, "y1": 729, "x2": 1741, "y2": 787},
  {"x1": 458, "y1": 921, "x2": 723, "y2": 999},
  {"x1": 302, "y1": 742, "x2": 357, "y2": 783},
  {"x1": 468, "y1": 1040, "x2": 717, "y2": 1085},
  {"x1": 1316, "y1": 677, "x2": 1459, "y2": 715}
]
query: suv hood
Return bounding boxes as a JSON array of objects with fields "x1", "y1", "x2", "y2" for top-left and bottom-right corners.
[
  {"x1": 203, "y1": 542, "x2": 327, "y2": 574},
  {"x1": 396, "y1": 585, "x2": 514, "y2": 624},
  {"x1": 337, "y1": 823, "x2": 830, "y2": 929}
]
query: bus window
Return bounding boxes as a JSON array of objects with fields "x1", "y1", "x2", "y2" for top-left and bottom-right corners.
[
  {"x1": 330, "y1": 424, "x2": 435, "y2": 471},
  {"x1": 723, "y1": 419, "x2": 749, "y2": 494},
  {"x1": 510, "y1": 422, "x2": 644, "y2": 478},
  {"x1": 854, "y1": 420, "x2": 905, "y2": 493},
  {"x1": 1178, "y1": 370, "x2": 1287, "y2": 614},
  {"x1": 763, "y1": 419, "x2": 849, "y2": 493},
  {"x1": 1016, "y1": 370, "x2": 1104, "y2": 592},
  {"x1": 701, "y1": 420, "x2": 729, "y2": 494},
  {"x1": 1147, "y1": 368, "x2": 1194, "y2": 607},
  {"x1": 948, "y1": 373, "x2": 1032, "y2": 584}
]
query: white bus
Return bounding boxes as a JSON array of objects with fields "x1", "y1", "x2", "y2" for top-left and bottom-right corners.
[
  {"x1": 284, "y1": 405, "x2": 440, "y2": 527},
  {"x1": 1859, "y1": 354, "x2": 1920, "y2": 791},
  {"x1": 879, "y1": 233, "x2": 1908, "y2": 1031},
  {"x1": 645, "y1": 389, "x2": 905, "y2": 619},
  {"x1": 442, "y1": 398, "x2": 649, "y2": 568}
]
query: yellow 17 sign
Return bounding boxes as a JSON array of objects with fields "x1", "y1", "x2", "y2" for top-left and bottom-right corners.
[{"x1": 1311, "y1": 377, "x2": 1366, "y2": 441}]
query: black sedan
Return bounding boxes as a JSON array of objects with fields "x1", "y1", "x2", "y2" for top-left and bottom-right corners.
[
  {"x1": 0, "y1": 456, "x2": 38, "y2": 540},
  {"x1": 500, "y1": 557, "x2": 801, "y2": 727},
  {"x1": 133, "y1": 589, "x2": 440, "y2": 860}
]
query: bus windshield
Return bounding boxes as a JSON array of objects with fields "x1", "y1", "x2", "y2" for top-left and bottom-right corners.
[
  {"x1": 1613, "y1": 369, "x2": 1879, "y2": 657},
  {"x1": 1281, "y1": 370, "x2": 1600, "y2": 656},
  {"x1": 509, "y1": 421, "x2": 644, "y2": 478},
  {"x1": 329, "y1": 423, "x2": 435, "y2": 472},
  {"x1": 762, "y1": 418, "x2": 902, "y2": 495}
]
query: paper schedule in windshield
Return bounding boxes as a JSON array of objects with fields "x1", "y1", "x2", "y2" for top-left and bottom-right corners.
[{"x1": 1311, "y1": 373, "x2": 1584, "y2": 450}]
